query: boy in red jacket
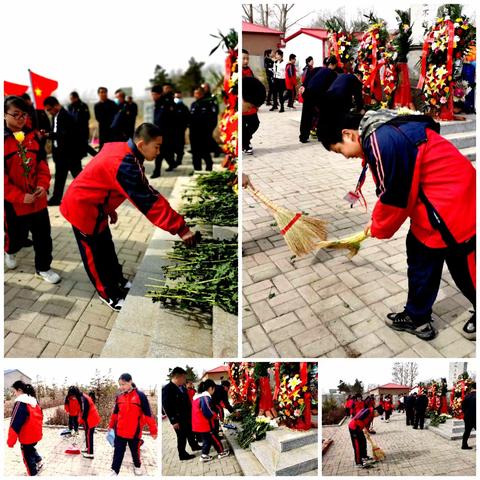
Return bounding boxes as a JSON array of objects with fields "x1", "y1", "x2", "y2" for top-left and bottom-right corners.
[
  {"x1": 60, "y1": 123, "x2": 198, "y2": 311},
  {"x1": 8, "y1": 381, "x2": 44, "y2": 476},
  {"x1": 319, "y1": 110, "x2": 476, "y2": 341},
  {"x1": 285, "y1": 53, "x2": 297, "y2": 108},
  {"x1": 348, "y1": 406, "x2": 382, "y2": 468}
]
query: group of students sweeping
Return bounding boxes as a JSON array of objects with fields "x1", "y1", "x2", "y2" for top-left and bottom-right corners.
[
  {"x1": 7, "y1": 373, "x2": 157, "y2": 476},
  {"x1": 242, "y1": 51, "x2": 476, "y2": 342}
]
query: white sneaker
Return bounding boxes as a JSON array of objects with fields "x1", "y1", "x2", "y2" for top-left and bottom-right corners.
[
  {"x1": 122, "y1": 280, "x2": 133, "y2": 290},
  {"x1": 36, "y1": 269, "x2": 61, "y2": 284},
  {"x1": 5, "y1": 253, "x2": 17, "y2": 269},
  {"x1": 133, "y1": 466, "x2": 142, "y2": 475},
  {"x1": 200, "y1": 454, "x2": 213, "y2": 462},
  {"x1": 99, "y1": 296, "x2": 125, "y2": 312},
  {"x1": 82, "y1": 452, "x2": 94, "y2": 459},
  {"x1": 218, "y1": 450, "x2": 230, "y2": 459},
  {"x1": 110, "y1": 470, "x2": 118, "y2": 476}
]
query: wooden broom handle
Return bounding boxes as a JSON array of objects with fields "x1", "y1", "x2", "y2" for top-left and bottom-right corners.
[{"x1": 247, "y1": 186, "x2": 279, "y2": 212}]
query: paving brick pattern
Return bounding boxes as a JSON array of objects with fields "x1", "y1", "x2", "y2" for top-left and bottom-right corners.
[
  {"x1": 162, "y1": 418, "x2": 242, "y2": 476},
  {"x1": 322, "y1": 411, "x2": 476, "y2": 476},
  {"x1": 4, "y1": 154, "x2": 196, "y2": 358},
  {"x1": 4, "y1": 419, "x2": 157, "y2": 476},
  {"x1": 242, "y1": 108, "x2": 475, "y2": 358}
]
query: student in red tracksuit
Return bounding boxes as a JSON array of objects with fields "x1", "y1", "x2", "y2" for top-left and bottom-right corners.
[
  {"x1": 7, "y1": 381, "x2": 44, "y2": 476},
  {"x1": 109, "y1": 373, "x2": 158, "y2": 476},
  {"x1": 65, "y1": 386, "x2": 101, "y2": 458},
  {"x1": 60, "y1": 123, "x2": 198, "y2": 311},
  {"x1": 383, "y1": 395, "x2": 393, "y2": 422},
  {"x1": 352, "y1": 394, "x2": 364, "y2": 416},
  {"x1": 344, "y1": 395, "x2": 353, "y2": 417},
  {"x1": 65, "y1": 387, "x2": 81, "y2": 433},
  {"x1": 192, "y1": 379, "x2": 230, "y2": 462},
  {"x1": 348, "y1": 406, "x2": 382, "y2": 469},
  {"x1": 285, "y1": 53, "x2": 297, "y2": 108},
  {"x1": 319, "y1": 110, "x2": 476, "y2": 341},
  {"x1": 4, "y1": 95, "x2": 61, "y2": 284}
]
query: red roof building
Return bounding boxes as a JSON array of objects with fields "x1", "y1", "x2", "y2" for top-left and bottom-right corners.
[
  {"x1": 201, "y1": 365, "x2": 229, "y2": 382},
  {"x1": 242, "y1": 21, "x2": 283, "y2": 56},
  {"x1": 367, "y1": 383, "x2": 411, "y2": 396}
]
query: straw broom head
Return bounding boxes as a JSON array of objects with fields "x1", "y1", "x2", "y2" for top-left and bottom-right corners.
[
  {"x1": 248, "y1": 187, "x2": 327, "y2": 256},
  {"x1": 365, "y1": 430, "x2": 385, "y2": 461},
  {"x1": 316, "y1": 230, "x2": 369, "y2": 258}
]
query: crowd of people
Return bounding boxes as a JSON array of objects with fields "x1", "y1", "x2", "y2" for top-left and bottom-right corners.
[
  {"x1": 162, "y1": 367, "x2": 233, "y2": 463},
  {"x1": 7, "y1": 374, "x2": 157, "y2": 476},
  {"x1": 242, "y1": 46, "x2": 476, "y2": 342},
  {"x1": 4, "y1": 78, "x2": 216, "y2": 310},
  {"x1": 344, "y1": 385, "x2": 476, "y2": 469}
]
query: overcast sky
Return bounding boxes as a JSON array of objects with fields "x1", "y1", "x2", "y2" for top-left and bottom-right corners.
[
  {"x1": 2, "y1": 0, "x2": 239, "y2": 102},
  {"x1": 321, "y1": 359, "x2": 476, "y2": 392}
]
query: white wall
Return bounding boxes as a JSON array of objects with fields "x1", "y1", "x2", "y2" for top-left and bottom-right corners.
[{"x1": 285, "y1": 35, "x2": 325, "y2": 72}]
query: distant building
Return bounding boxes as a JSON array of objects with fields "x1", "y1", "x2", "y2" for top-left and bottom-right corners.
[
  {"x1": 4, "y1": 369, "x2": 32, "y2": 394},
  {"x1": 201, "y1": 365, "x2": 229, "y2": 383},
  {"x1": 243, "y1": 21, "x2": 283, "y2": 73},
  {"x1": 284, "y1": 28, "x2": 330, "y2": 70},
  {"x1": 366, "y1": 383, "x2": 411, "y2": 404}
]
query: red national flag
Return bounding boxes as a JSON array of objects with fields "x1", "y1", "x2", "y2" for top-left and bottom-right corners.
[
  {"x1": 4, "y1": 81, "x2": 29, "y2": 97},
  {"x1": 29, "y1": 70, "x2": 58, "y2": 110}
]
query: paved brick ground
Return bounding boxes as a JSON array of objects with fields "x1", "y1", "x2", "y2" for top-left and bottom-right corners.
[
  {"x1": 4, "y1": 153, "x2": 203, "y2": 358},
  {"x1": 4, "y1": 418, "x2": 157, "y2": 476},
  {"x1": 322, "y1": 410, "x2": 476, "y2": 476},
  {"x1": 242, "y1": 107, "x2": 475, "y2": 358},
  {"x1": 162, "y1": 418, "x2": 242, "y2": 476}
]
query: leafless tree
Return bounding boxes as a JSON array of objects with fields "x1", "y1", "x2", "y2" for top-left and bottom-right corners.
[
  {"x1": 273, "y1": 4, "x2": 295, "y2": 32},
  {"x1": 242, "y1": 4, "x2": 254, "y2": 23},
  {"x1": 392, "y1": 361, "x2": 419, "y2": 387}
]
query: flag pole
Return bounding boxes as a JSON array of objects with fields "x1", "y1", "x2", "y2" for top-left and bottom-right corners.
[{"x1": 28, "y1": 69, "x2": 41, "y2": 129}]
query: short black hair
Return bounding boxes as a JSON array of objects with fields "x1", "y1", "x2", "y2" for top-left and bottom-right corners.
[
  {"x1": 20, "y1": 93, "x2": 31, "y2": 102},
  {"x1": 305, "y1": 56, "x2": 313, "y2": 64},
  {"x1": 151, "y1": 85, "x2": 162, "y2": 94},
  {"x1": 170, "y1": 366, "x2": 187, "y2": 377},
  {"x1": 203, "y1": 379, "x2": 216, "y2": 391},
  {"x1": 289, "y1": 54, "x2": 296, "y2": 61},
  {"x1": 325, "y1": 55, "x2": 338, "y2": 66},
  {"x1": 97, "y1": 86, "x2": 108, "y2": 93},
  {"x1": 317, "y1": 113, "x2": 363, "y2": 150},
  {"x1": 43, "y1": 96, "x2": 59, "y2": 107},
  {"x1": 4, "y1": 95, "x2": 29, "y2": 113},
  {"x1": 276, "y1": 49, "x2": 283, "y2": 56},
  {"x1": 115, "y1": 89, "x2": 125, "y2": 97},
  {"x1": 221, "y1": 380, "x2": 231, "y2": 388},
  {"x1": 119, "y1": 373, "x2": 132, "y2": 382},
  {"x1": 70, "y1": 91, "x2": 79, "y2": 99},
  {"x1": 264, "y1": 49, "x2": 272, "y2": 56},
  {"x1": 242, "y1": 49, "x2": 249, "y2": 54}
]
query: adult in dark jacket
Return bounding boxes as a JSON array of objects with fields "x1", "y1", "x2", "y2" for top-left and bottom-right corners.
[
  {"x1": 173, "y1": 92, "x2": 190, "y2": 165},
  {"x1": 111, "y1": 89, "x2": 135, "y2": 142},
  {"x1": 299, "y1": 58, "x2": 338, "y2": 143},
  {"x1": 461, "y1": 385, "x2": 476, "y2": 449},
  {"x1": 43, "y1": 96, "x2": 84, "y2": 206},
  {"x1": 68, "y1": 91, "x2": 97, "y2": 158},
  {"x1": 404, "y1": 393, "x2": 416, "y2": 426},
  {"x1": 94, "y1": 86, "x2": 118, "y2": 149},
  {"x1": 264, "y1": 49, "x2": 274, "y2": 105},
  {"x1": 414, "y1": 391, "x2": 428, "y2": 429},
  {"x1": 189, "y1": 87, "x2": 217, "y2": 171},
  {"x1": 126, "y1": 96, "x2": 138, "y2": 138},
  {"x1": 162, "y1": 367, "x2": 201, "y2": 460}
]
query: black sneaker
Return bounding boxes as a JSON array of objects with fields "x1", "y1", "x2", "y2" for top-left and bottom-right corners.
[
  {"x1": 244, "y1": 147, "x2": 253, "y2": 155},
  {"x1": 462, "y1": 312, "x2": 476, "y2": 340},
  {"x1": 269, "y1": 107, "x2": 278, "y2": 111},
  {"x1": 386, "y1": 311, "x2": 437, "y2": 340},
  {"x1": 179, "y1": 453, "x2": 195, "y2": 461},
  {"x1": 99, "y1": 296, "x2": 124, "y2": 312},
  {"x1": 150, "y1": 172, "x2": 161, "y2": 179}
]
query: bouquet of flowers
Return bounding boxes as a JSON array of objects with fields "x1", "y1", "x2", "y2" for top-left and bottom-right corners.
[
  {"x1": 325, "y1": 16, "x2": 357, "y2": 71},
  {"x1": 426, "y1": 380, "x2": 442, "y2": 413},
  {"x1": 276, "y1": 372, "x2": 308, "y2": 427},
  {"x1": 450, "y1": 372, "x2": 474, "y2": 419},
  {"x1": 453, "y1": 79, "x2": 472, "y2": 102}
]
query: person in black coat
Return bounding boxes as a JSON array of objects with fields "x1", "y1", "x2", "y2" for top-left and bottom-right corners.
[
  {"x1": 43, "y1": 96, "x2": 84, "y2": 205},
  {"x1": 111, "y1": 89, "x2": 135, "y2": 142},
  {"x1": 126, "y1": 96, "x2": 138, "y2": 139},
  {"x1": 173, "y1": 92, "x2": 189, "y2": 166},
  {"x1": 404, "y1": 393, "x2": 416, "y2": 426},
  {"x1": 299, "y1": 57, "x2": 338, "y2": 143},
  {"x1": 189, "y1": 87, "x2": 217, "y2": 171},
  {"x1": 461, "y1": 384, "x2": 476, "y2": 449},
  {"x1": 413, "y1": 391, "x2": 428, "y2": 429},
  {"x1": 161, "y1": 367, "x2": 201, "y2": 461},
  {"x1": 264, "y1": 49, "x2": 274, "y2": 106},
  {"x1": 94, "y1": 86, "x2": 118, "y2": 149},
  {"x1": 68, "y1": 91, "x2": 97, "y2": 158},
  {"x1": 325, "y1": 72, "x2": 364, "y2": 114}
]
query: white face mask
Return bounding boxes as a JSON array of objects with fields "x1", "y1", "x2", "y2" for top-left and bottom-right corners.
[{"x1": 174, "y1": 98, "x2": 182, "y2": 104}]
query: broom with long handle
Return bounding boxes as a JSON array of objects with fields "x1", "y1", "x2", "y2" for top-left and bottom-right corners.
[
  {"x1": 247, "y1": 187, "x2": 327, "y2": 257},
  {"x1": 364, "y1": 430, "x2": 385, "y2": 461},
  {"x1": 315, "y1": 230, "x2": 371, "y2": 259}
]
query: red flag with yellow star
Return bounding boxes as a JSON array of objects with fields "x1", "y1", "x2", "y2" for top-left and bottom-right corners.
[
  {"x1": 4, "y1": 81, "x2": 29, "y2": 96},
  {"x1": 29, "y1": 70, "x2": 58, "y2": 110}
]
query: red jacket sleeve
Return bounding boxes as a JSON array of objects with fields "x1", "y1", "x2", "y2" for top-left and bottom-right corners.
[
  {"x1": 115, "y1": 155, "x2": 190, "y2": 237},
  {"x1": 36, "y1": 159, "x2": 51, "y2": 190}
]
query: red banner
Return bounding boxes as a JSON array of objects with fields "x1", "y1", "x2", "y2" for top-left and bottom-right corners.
[
  {"x1": 4, "y1": 81, "x2": 29, "y2": 97},
  {"x1": 294, "y1": 362, "x2": 312, "y2": 431},
  {"x1": 29, "y1": 70, "x2": 58, "y2": 110},
  {"x1": 393, "y1": 63, "x2": 413, "y2": 107}
]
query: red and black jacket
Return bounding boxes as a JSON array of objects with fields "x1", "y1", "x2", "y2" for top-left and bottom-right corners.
[
  {"x1": 285, "y1": 63, "x2": 297, "y2": 90},
  {"x1": 60, "y1": 140, "x2": 189, "y2": 237},
  {"x1": 79, "y1": 394, "x2": 101, "y2": 428},
  {"x1": 4, "y1": 128, "x2": 50, "y2": 216},
  {"x1": 7, "y1": 394, "x2": 43, "y2": 446},
  {"x1": 348, "y1": 407, "x2": 374, "y2": 431},
  {"x1": 361, "y1": 112, "x2": 476, "y2": 248},
  {"x1": 242, "y1": 65, "x2": 254, "y2": 78},
  {"x1": 108, "y1": 388, "x2": 157, "y2": 439},
  {"x1": 192, "y1": 392, "x2": 217, "y2": 433},
  {"x1": 352, "y1": 399, "x2": 365, "y2": 415},
  {"x1": 383, "y1": 399, "x2": 393, "y2": 412},
  {"x1": 64, "y1": 395, "x2": 81, "y2": 417}
]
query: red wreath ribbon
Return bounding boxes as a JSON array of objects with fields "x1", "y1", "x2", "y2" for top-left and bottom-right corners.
[
  {"x1": 294, "y1": 362, "x2": 312, "y2": 431},
  {"x1": 273, "y1": 362, "x2": 281, "y2": 400},
  {"x1": 258, "y1": 376, "x2": 274, "y2": 411},
  {"x1": 393, "y1": 63, "x2": 413, "y2": 107}
]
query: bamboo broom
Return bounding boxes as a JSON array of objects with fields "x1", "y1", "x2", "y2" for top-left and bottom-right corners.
[
  {"x1": 247, "y1": 187, "x2": 327, "y2": 256},
  {"x1": 316, "y1": 230, "x2": 370, "y2": 259},
  {"x1": 365, "y1": 431, "x2": 385, "y2": 461}
]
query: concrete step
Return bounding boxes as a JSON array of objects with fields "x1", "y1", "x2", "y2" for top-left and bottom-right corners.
[
  {"x1": 265, "y1": 427, "x2": 318, "y2": 452},
  {"x1": 439, "y1": 115, "x2": 476, "y2": 135},
  {"x1": 444, "y1": 131, "x2": 476, "y2": 150},
  {"x1": 429, "y1": 418, "x2": 476, "y2": 440},
  {"x1": 460, "y1": 146, "x2": 476, "y2": 162},
  {"x1": 250, "y1": 440, "x2": 318, "y2": 476}
]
